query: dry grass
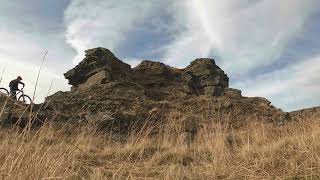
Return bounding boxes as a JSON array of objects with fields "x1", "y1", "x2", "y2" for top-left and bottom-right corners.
[{"x1": 0, "y1": 114, "x2": 319, "y2": 180}]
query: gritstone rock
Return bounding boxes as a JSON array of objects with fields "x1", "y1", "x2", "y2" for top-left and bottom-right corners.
[
  {"x1": 184, "y1": 58, "x2": 229, "y2": 96},
  {"x1": 44, "y1": 48, "x2": 290, "y2": 133},
  {"x1": 64, "y1": 47, "x2": 132, "y2": 91}
]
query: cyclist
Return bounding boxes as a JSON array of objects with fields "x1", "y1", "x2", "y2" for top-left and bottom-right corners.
[{"x1": 9, "y1": 76, "x2": 25, "y2": 99}]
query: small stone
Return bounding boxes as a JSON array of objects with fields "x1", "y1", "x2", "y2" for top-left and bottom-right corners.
[
  {"x1": 225, "y1": 88, "x2": 242, "y2": 98},
  {"x1": 204, "y1": 86, "x2": 224, "y2": 96}
]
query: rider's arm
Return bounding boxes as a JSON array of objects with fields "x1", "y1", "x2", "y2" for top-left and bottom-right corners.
[{"x1": 19, "y1": 82, "x2": 25, "y2": 89}]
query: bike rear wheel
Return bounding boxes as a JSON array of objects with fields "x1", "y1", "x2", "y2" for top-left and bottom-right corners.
[
  {"x1": 0, "y1": 88, "x2": 9, "y2": 97},
  {"x1": 18, "y1": 94, "x2": 33, "y2": 104}
]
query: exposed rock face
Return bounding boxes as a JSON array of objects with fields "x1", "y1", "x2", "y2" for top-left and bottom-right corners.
[
  {"x1": 1, "y1": 47, "x2": 318, "y2": 135},
  {"x1": 64, "y1": 47, "x2": 132, "y2": 91},
  {"x1": 43, "y1": 47, "x2": 290, "y2": 133},
  {"x1": 184, "y1": 58, "x2": 229, "y2": 96},
  {"x1": 132, "y1": 60, "x2": 177, "y2": 87},
  {"x1": 65, "y1": 48, "x2": 229, "y2": 97},
  {"x1": 131, "y1": 58, "x2": 229, "y2": 98}
]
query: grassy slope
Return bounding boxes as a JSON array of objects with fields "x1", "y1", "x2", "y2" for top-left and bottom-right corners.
[{"x1": 0, "y1": 115, "x2": 319, "y2": 180}]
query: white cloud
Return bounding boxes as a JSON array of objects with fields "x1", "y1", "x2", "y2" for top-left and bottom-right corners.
[
  {"x1": 163, "y1": 0, "x2": 318, "y2": 74},
  {"x1": 233, "y1": 55, "x2": 320, "y2": 111},
  {"x1": 64, "y1": 0, "x2": 170, "y2": 64},
  {"x1": 0, "y1": 30, "x2": 70, "y2": 103},
  {"x1": 65, "y1": 0, "x2": 318, "y2": 72},
  {"x1": 123, "y1": 57, "x2": 142, "y2": 68},
  {"x1": 63, "y1": 0, "x2": 320, "y2": 111}
]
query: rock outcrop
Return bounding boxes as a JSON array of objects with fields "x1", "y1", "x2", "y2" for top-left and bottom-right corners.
[
  {"x1": 184, "y1": 58, "x2": 229, "y2": 96},
  {"x1": 43, "y1": 47, "x2": 289, "y2": 132},
  {"x1": 132, "y1": 58, "x2": 230, "y2": 98},
  {"x1": 64, "y1": 48, "x2": 132, "y2": 91},
  {"x1": 66, "y1": 48, "x2": 230, "y2": 97},
  {"x1": 1, "y1": 47, "x2": 318, "y2": 134}
]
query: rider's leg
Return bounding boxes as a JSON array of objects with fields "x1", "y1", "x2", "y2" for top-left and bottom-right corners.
[{"x1": 10, "y1": 89, "x2": 17, "y2": 100}]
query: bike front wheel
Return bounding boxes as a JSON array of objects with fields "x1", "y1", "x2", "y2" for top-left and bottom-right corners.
[
  {"x1": 0, "y1": 88, "x2": 9, "y2": 97},
  {"x1": 18, "y1": 94, "x2": 33, "y2": 104}
]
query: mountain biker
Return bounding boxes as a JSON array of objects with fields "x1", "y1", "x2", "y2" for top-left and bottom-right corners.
[{"x1": 9, "y1": 76, "x2": 25, "y2": 99}]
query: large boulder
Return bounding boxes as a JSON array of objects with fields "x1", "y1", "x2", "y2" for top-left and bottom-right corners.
[
  {"x1": 64, "y1": 47, "x2": 132, "y2": 91},
  {"x1": 184, "y1": 58, "x2": 229, "y2": 96},
  {"x1": 131, "y1": 58, "x2": 230, "y2": 97},
  {"x1": 132, "y1": 60, "x2": 187, "y2": 100},
  {"x1": 132, "y1": 60, "x2": 178, "y2": 87}
]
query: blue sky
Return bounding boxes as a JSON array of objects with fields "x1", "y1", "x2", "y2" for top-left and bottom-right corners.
[{"x1": 0, "y1": 0, "x2": 319, "y2": 111}]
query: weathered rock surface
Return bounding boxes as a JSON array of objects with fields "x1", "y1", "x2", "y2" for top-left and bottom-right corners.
[
  {"x1": 1, "y1": 47, "x2": 318, "y2": 134},
  {"x1": 42, "y1": 47, "x2": 291, "y2": 132},
  {"x1": 184, "y1": 58, "x2": 229, "y2": 96},
  {"x1": 64, "y1": 47, "x2": 132, "y2": 91}
]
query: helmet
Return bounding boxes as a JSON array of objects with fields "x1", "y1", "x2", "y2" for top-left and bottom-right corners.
[{"x1": 17, "y1": 76, "x2": 22, "y2": 80}]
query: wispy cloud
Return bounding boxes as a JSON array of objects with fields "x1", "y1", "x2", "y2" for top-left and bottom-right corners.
[
  {"x1": 65, "y1": 0, "x2": 318, "y2": 71},
  {"x1": 164, "y1": 0, "x2": 318, "y2": 73},
  {"x1": 64, "y1": 0, "x2": 171, "y2": 64},
  {"x1": 233, "y1": 55, "x2": 320, "y2": 111}
]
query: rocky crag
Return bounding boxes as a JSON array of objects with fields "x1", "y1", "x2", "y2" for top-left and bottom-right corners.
[{"x1": 35, "y1": 47, "x2": 291, "y2": 133}]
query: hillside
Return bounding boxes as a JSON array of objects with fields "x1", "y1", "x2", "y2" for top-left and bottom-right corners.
[
  {"x1": 0, "y1": 47, "x2": 319, "y2": 130},
  {"x1": 0, "y1": 47, "x2": 319, "y2": 179},
  {"x1": 1, "y1": 47, "x2": 318, "y2": 130}
]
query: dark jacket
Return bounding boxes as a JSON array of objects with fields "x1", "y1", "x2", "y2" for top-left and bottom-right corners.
[{"x1": 9, "y1": 79, "x2": 25, "y2": 91}]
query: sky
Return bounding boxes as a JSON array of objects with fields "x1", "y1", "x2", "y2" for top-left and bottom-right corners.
[{"x1": 0, "y1": 0, "x2": 319, "y2": 111}]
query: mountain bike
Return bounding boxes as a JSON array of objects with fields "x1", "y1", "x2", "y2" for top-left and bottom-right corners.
[{"x1": 0, "y1": 87, "x2": 33, "y2": 104}]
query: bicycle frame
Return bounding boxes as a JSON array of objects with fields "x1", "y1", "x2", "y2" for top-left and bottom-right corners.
[
  {"x1": 12, "y1": 90, "x2": 23, "y2": 98},
  {"x1": 14, "y1": 90, "x2": 23, "y2": 96},
  {"x1": 12, "y1": 89, "x2": 28, "y2": 101}
]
